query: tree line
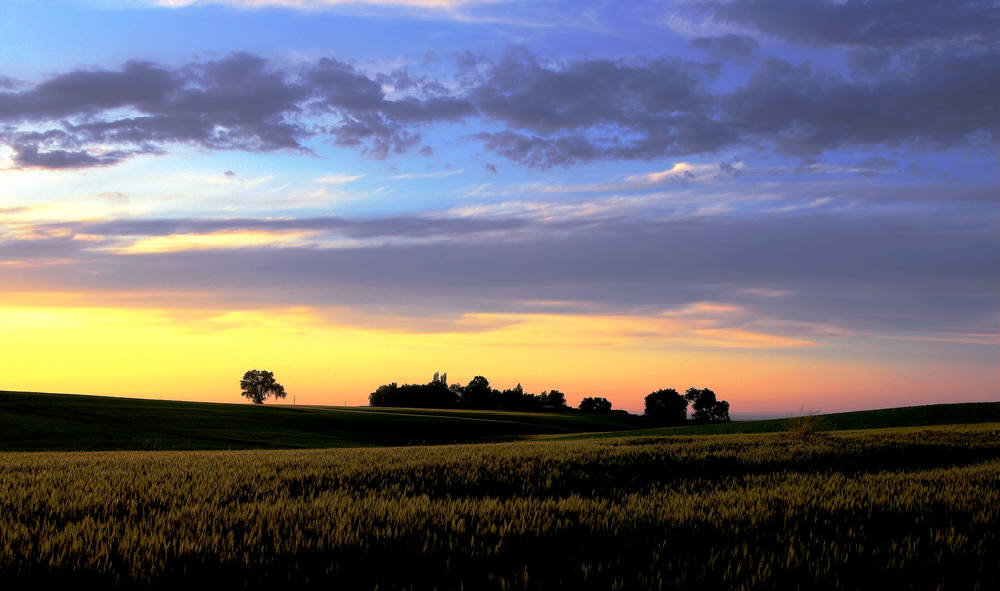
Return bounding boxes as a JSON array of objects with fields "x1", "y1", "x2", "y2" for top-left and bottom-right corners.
[
  {"x1": 367, "y1": 372, "x2": 730, "y2": 423},
  {"x1": 369, "y1": 373, "x2": 575, "y2": 411},
  {"x1": 644, "y1": 388, "x2": 730, "y2": 424},
  {"x1": 239, "y1": 369, "x2": 730, "y2": 423}
]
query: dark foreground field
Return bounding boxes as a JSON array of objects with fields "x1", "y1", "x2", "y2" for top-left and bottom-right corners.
[
  {"x1": 0, "y1": 390, "x2": 647, "y2": 450},
  {"x1": 1, "y1": 423, "x2": 999, "y2": 589},
  {"x1": 3, "y1": 389, "x2": 999, "y2": 451}
]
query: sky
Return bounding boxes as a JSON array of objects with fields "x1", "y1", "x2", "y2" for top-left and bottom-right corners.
[{"x1": 1, "y1": 0, "x2": 997, "y2": 415}]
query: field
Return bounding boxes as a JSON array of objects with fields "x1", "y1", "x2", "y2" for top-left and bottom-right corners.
[
  {"x1": 4, "y1": 390, "x2": 999, "y2": 452},
  {"x1": 1, "y1": 422, "x2": 998, "y2": 589},
  {"x1": 550, "y1": 401, "x2": 1000, "y2": 440},
  {"x1": 0, "y1": 391, "x2": 647, "y2": 451}
]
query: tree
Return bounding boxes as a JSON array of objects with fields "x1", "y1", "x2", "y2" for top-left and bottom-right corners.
[
  {"x1": 499, "y1": 383, "x2": 526, "y2": 410},
  {"x1": 644, "y1": 388, "x2": 687, "y2": 425},
  {"x1": 579, "y1": 396, "x2": 613, "y2": 413},
  {"x1": 685, "y1": 387, "x2": 731, "y2": 423},
  {"x1": 368, "y1": 378, "x2": 457, "y2": 408},
  {"x1": 461, "y1": 376, "x2": 497, "y2": 409},
  {"x1": 240, "y1": 369, "x2": 286, "y2": 404},
  {"x1": 369, "y1": 382, "x2": 398, "y2": 406},
  {"x1": 540, "y1": 389, "x2": 567, "y2": 409}
]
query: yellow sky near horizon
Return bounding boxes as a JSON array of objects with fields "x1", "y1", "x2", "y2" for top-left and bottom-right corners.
[{"x1": 2, "y1": 300, "x2": 994, "y2": 414}]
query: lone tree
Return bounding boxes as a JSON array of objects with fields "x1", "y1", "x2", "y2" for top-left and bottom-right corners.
[
  {"x1": 240, "y1": 369, "x2": 286, "y2": 404},
  {"x1": 644, "y1": 388, "x2": 688, "y2": 425}
]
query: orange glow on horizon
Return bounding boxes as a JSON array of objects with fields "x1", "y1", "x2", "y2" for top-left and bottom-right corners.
[{"x1": 0, "y1": 300, "x2": 995, "y2": 415}]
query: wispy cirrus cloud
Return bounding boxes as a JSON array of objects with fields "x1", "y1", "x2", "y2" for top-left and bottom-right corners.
[
  {"x1": 391, "y1": 169, "x2": 463, "y2": 180},
  {"x1": 315, "y1": 173, "x2": 364, "y2": 184}
]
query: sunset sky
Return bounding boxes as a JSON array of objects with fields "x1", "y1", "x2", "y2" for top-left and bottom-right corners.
[{"x1": 1, "y1": 0, "x2": 996, "y2": 414}]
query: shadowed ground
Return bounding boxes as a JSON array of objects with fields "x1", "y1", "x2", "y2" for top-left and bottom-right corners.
[
  {"x1": 0, "y1": 390, "x2": 645, "y2": 451},
  {"x1": 1, "y1": 390, "x2": 997, "y2": 451}
]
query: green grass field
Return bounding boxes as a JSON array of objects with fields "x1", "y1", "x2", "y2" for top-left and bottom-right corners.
[
  {"x1": 0, "y1": 390, "x2": 648, "y2": 451},
  {"x1": 1, "y1": 423, "x2": 998, "y2": 589}
]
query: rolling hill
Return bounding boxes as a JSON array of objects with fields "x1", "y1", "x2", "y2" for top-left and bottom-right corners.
[
  {"x1": 0, "y1": 390, "x2": 645, "y2": 451},
  {"x1": 2, "y1": 390, "x2": 997, "y2": 451}
]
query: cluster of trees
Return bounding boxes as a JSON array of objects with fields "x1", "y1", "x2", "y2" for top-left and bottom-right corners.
[
  {"x1": 241, "y1": 370, "x2": 728, "y2": 425},
  {"x1": 644, "y1": 387, "x2": 730, "y2": 425},
  {"x1": 369, "y1": 373, "x2": 570, "y2": 411},
  {"x1": 578, "y1": 396, "x2": 613, "y2": 413}
]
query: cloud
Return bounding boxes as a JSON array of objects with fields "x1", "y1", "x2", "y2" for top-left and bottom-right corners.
[
  {"x1": 144, "y1": 0, "x2": 500, "y2": 10},
  {"x1": 0, "y1": 53, "x2": 471, "y2": 168},
  {"x1": 134, "y1": 0, "x2": 578, "y2": 28},
  {"x1": 0, "y1": 54, "x2": 305, "y2": 168},
  {"x1": 2, "y1": 45, "x2": 997, "y2": 169},
  {"x1": 686, "y1": 0, "x2": 1000, "y2": 47},
  {"x1": 9, "y1": 145, "x2": 137, "y2": 169},
  {"x1": 28, "y1": 213, "x2": 532, "y2": 242},
  {"x1": 721, "y1": 50, "x2": 1000, "y2": 155},
  {"x1": 390, "y1": 169, "x2": 463, "y2": 179},
  {"x1": 3, "y1": 204, "x2": 996, "y2": 341},
  {"x1": 467, "y1": 44, "x2": 1000, "y2": 166},
  {"x1": 468, "y1": 49, "x2": 733, "y2": 167},
  {"x1": 688, "y1": 34, "x2": 760, "y2": 64},
  {"x1": 306, "y1": 57, "x2": 474, "y2": 158},
  {"x1": 315, "y1": 173, "x2": 364, "y2": 184},
  {"x1": 491, "y1": 161, "x2": 719, "y2": 195}
]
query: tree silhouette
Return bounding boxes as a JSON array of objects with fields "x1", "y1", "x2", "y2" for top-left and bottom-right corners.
[
  {"x1": 461, "y1": 376, "x2": 497, "y2": 409},
  {"x1": 685, "y1": 387, "x2": 731, "y2": 423},
  {"x1": 579, "y1": 396, "x2": 613, "y2": 413},
  {"x1": 644, "y1": 388, "x2": 687, "y2": 425},
  {"x1": 240, "y1": 369, "x2": 286, "y2": 404},
  {"x1": 540, "y1": 389, "x2": 567, "y2": 409}
]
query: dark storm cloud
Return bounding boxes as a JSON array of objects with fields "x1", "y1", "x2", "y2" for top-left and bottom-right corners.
[
  {"x1": 688, "y1": 34, "x2": 760, "y2": 64},
  {"x1": 2, "y1": 43, "x2": 998, "y2": 168},
  {"x1": 689, "y1": 0, "x2": 1000, "y2": 47},
  {"x1": 3, "y1": 208, "x2": 997, "y2": 337}
]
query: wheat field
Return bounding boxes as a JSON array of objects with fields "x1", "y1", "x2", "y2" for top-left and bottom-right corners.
[{"x1": 1, "y1": 424, "x2": 998, "y2": 589}]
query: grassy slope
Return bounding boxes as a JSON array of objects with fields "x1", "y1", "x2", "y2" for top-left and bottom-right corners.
[
  {"x1": 0, "y1": 390, "x2": 646, "y2": 451},
  {"x1": 2, "y1": 390, "x2": 997, "y2": 451},
  {"x1": 547, "y1": 401, "x2": 1000, "y2": 440}
]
